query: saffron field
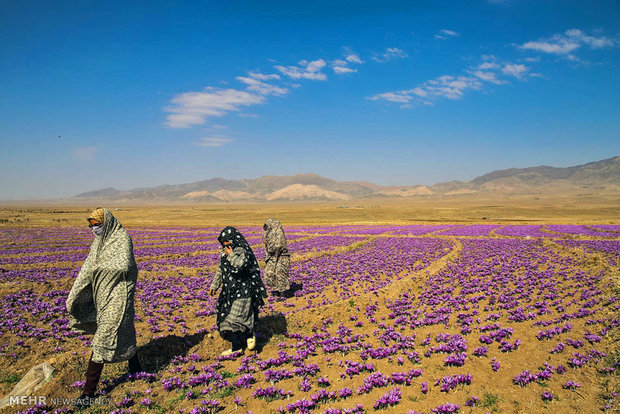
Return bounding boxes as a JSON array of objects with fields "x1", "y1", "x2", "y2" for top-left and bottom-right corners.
[{"x1": 0, "y1": 224, "x2": 618, "y2": 413}]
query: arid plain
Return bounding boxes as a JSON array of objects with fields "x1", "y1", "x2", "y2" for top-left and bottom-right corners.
[{"x1": 1, "y1": 192, "x2": 619, "y2": 227}]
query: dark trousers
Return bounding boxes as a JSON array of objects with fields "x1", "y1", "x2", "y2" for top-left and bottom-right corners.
[{"x1": 220, "y1": 330, "x2": 250, "y2": 351}]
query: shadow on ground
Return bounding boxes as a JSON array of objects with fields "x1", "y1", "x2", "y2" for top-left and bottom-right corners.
[
  {"x1": 256, "y1": 313, "x2": 288, "y2": 352},
  {"x1": 137, "y1": 331, "x2": 208, "y2": 373}
]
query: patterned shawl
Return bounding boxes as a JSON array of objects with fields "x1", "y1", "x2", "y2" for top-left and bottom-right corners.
[
  {"x1": 216, "y1": 226, "x2": 267, "y2": 328},
  {"x1": 66, "y1": 208, "x2": 138, "y2": 363},
  {"x1": 263, "y1": 218, "x2": 289, "y2": 257}
]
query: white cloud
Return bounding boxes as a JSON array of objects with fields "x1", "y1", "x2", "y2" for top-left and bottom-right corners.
[
  {"x1": 370, "y1": 55, "x2": 532, "y2": 106},
  {"x1": 502, "y1": 63, "x2": 528, "y2": 79},
  {"x1": 73, "y1": 147, "x2": 97, "y2": 160},
  {"x1": 346, "y1": 53, "x2": 362, "y2": 64},
  {"x1": 236, "y1": 76, "x2": 289, "y2": 96},
  {"x1": 565, "y1": 29, "x2": 615, "y2": 49},
  {"x1": 369, "y1": 91, "x2": 412, "y2": 103},
  {"x1": 520, "y1": 40, "x2": 579, "y2": 54},
  {"x1": 333, "y1": 66, "x2": 357, "y2": 74},
  {"x1": 165, "y1": 88, "x2": 265, "y2": 128},
  {"x1": 331, "y1": 49, "x2": 363, "y2": 75},
  {"x1": 370, "y1": 74, "x2": 482, "y2": 104},
  {"x1": 425, "y1": 75, "x2": 482, "y2": 99},
  {"x1": 275, "y1": 59, "x2": 327, "y2": 80},
  {"x1": 386, "y1": 48, "x2": 407, "y2": 58},
  {"x1": 519, "y1": 29, "x2": 615, "y2": 55},
  {"x1": 435, "y1": 29, "x2": 460, "y2": 40},
  {"x1": 478, "y1": 61, "x2": 500, "y2": 70},
  {"x1": 372, "y1": 47, "x2": 408, "y2": 62},
  {"x1": 195, "y1": 137, "x2": 233, "y2": 147},
  {"x1": 166, "y1": 69, "x2": 292, "y2": 128},
  {"x1": 248, "y1": 71, "x2": 280, "y2": 81},
  {"x1": 473, "y1": 70, "x2": 503, "y2": 84}
]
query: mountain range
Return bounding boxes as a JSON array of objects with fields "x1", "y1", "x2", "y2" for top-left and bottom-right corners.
[{"x1": 73, "y1": 156, "x2": 619, "y2": 202}]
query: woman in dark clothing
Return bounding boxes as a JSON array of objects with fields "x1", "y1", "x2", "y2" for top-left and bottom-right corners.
[{"x1": 209, "y1": 227, "x2": 267, "y2": 355}]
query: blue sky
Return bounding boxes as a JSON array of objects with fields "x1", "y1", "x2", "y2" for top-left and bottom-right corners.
[{"x1": 1, "y1": 0, "x2": 619, "y2": 199}]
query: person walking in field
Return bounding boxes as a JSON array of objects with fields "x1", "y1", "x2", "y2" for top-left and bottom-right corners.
[
  {"x1": 209, "y1": 226, "x2": 267, "y2": 355},
  {"x1": 66, "y1": 207, "x2": 142, "y2": 408},
  {"x1": 263, "y1": 218, "x2": 291, "y2": 297}
]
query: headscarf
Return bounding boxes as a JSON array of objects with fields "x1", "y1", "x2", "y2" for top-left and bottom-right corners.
[
  {"x1": 216, "y1": 226, "x2": 267, "y2": 328},
  {"x1": 219, "y1": 226, "x2": 254, "y2": 252},
  {"x1": 263, "y1": 218, "x2": 289, "y2": 257},
  {"x1": 87, "y1": 207, "x2": 105, "y2": 225}
]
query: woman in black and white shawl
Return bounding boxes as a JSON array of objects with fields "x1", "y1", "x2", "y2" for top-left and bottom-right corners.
[
  {"x1": 209, "y1": 226, "x2": 267, "y2": 355},
  {"x1": 66, "y1": 208, "x2": 142, "y2": 407}
]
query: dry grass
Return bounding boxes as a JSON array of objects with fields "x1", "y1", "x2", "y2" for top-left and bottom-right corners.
[{"x1": 0, "y1": 192, "x2": 618, "y2": 227}]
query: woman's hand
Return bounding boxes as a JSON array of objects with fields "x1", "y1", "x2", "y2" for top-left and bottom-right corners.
[{"x1": 222, "y1": 241, "x2": 233, "y2": 255}]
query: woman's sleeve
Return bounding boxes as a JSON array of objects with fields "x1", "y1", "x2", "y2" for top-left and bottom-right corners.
[
  {"x1": 265, "y1": 232, "x2": 277, "y2": 256},
  {"x1": 210, "y1": 263, "x2": 223, "y2": 290}
]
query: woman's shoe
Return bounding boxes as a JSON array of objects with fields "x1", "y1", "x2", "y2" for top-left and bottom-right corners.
[{"x1": 247, "y1": 335, "x2": 256, "y2": 350}]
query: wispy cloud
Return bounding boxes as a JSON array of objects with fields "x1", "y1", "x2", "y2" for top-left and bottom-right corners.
[
  {"x1": 332, "y1": 49, "x2": 363, "y2": 74},
  {"x1": 247, "y1": 71, "x2": 280, "y2": 81},
  {"x1": 333, "y1": 64, "x2": 357, "y2": 74},
  {"x1": 164, "y1": 46, "x2": 394, "y2": 128},
  {"x1": 370, "y1": 75, "x2": 483, "y2": 105},
  {"x1": 165, "y1": 88, "x2": 265, "y2": 128},
  {"x1": 236, "y1": 75, "x2": 289, "y2": 96},
  {"x1": 345, "y1": 52, "x2": 362, "y2": 64},
  {"x1": 472, "y1": 70, "x2": 503, "y2": 84},
  {"x1": 519, "y1": 29, "x2": 616, "y2": 57},
  {"x1": 195, "y1": 137, "x2": 233, "y2": 147},
  {"x1": 73, "y1": 147, "x2": 97, "y2": 160},
  {"x1": 165, "y1": 69, "x2": 290, "y2": 128},
  {"x1": 372, "y1": 47, "x2": 408, "y2": 62},
  {"x1": 435, "y1": 29, "x2": 460, "y2": 40},
  {"x1": 502, "y1": 63, "x2": 528, "y2": 79},
  {"x1": 370, "y1": 55, "x2": 527, "y2": 106},
  {"x1": 275, "y1": 59, "x2": 327, "y2": 80}
]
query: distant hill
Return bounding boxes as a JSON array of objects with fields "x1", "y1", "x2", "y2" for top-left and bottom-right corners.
[
  {"x1": 72, "y1": 156, "x2": 619, "y2": 202},
  {"x1": 467, "y1": 156, "x2": 619, "y2": 194}
]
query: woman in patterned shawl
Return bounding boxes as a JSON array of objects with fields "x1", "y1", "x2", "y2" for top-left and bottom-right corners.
[
  {"x1": 66, "y1": 208, "x2": 142, "y2": 407},
  {"x1": 209, "y1": 226, "x2": 267, "y2": 355},
  {"x1": 263, "y1": 218, "x2": 291, "y2": 296}
]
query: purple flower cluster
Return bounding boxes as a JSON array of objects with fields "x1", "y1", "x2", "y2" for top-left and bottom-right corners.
[
  {"x1": 373, "y1": 387, "x2": 401, "y2": 409},
  {"x1": 562, "y1": 380, "x2": 582, "y2": 390},
  {"x1": 251, "y1": 386, "x2": 293, "y2": 401},
  {"x1": 536, "y1": 323, "x2": 573, "y2": 340},
  {"x1": 431, "y1": 403, "x2": 460, "y2": 413},
  {"x1": 435, "y1": 374, "x2": 473, "y2": 393}
]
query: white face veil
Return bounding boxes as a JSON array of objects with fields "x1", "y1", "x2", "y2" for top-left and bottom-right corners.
[{"x1": 92, "y1": 225, "x2": 104, "y2": 236}]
